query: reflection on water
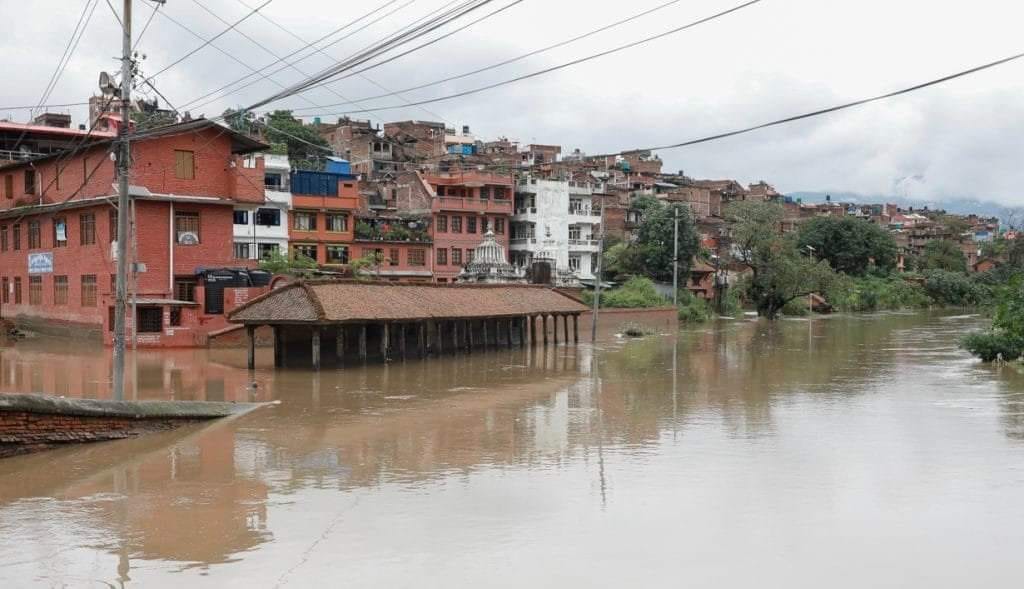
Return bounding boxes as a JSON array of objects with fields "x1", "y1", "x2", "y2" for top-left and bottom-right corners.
[{"x1": 2, "y1": 313, "x2": 1024, "y2": 587}]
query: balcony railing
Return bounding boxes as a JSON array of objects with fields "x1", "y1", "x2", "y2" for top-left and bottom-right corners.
[
  {"x1": 568, "y1": 208, "x2": 601, "y2": 218},
  {"x1": 510, "y1": 237, "x2": 537, "y2": 245},
  {"x1": 434, "y1": 196, "x2": 513, "y2": 213},
  {"x1": 515, "y1": 207, "x2": 538, "y2": 215}
]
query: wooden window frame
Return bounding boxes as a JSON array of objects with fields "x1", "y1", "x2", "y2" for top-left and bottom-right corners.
[{"x1": 174, "y1": 150, "x2": 196, "y2": 180}]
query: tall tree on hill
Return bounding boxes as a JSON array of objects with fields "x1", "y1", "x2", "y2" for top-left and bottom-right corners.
[
  {"x1": 918, "y1": 239, "x2": 967, "y2": 273},
  {"x1": 614, "y1": 196, "x2": 700, "y2": 283},
  {"x1": 796, "y1": 216, "x2": 898, "y2": 276},
  {"x1": 727, "y1": 201, "x2": 838, "y2": 319}
]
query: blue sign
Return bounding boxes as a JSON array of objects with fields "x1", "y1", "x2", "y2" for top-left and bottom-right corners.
[{"x1": 28, "y1": 252, "x2": 53, "y2": 274}]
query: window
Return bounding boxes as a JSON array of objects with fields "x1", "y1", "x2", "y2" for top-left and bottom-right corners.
[
  {"x1": 12, "y1": 224, "x2": 20, "y2": 251},
  {"x1": 326, "y1": 245, "x2": 349, "y2": 264},
  {"x1": 0, "y1": 277, "x2": 7, "y2": 304},
  {"x1": 174, "y1": 150, "x2": 195, "y2": 179},
  {"x1": 569, "y1": 225, "x2": 582, "y2": 241},
  {"x1": 79, "y1": 212, "x2": 96, "y2": 245},
  {"x1": 436, "y1": 215, "x2": 447, "y2": 233},
  {"x1": 81, "y1": 275, "x2": 97, "y2": 307},
  {"x1": 174, "y1": 277, "x2": 197, "y2": 302},
  {"x1": 28, "y1": 276, "x2": 42, "y2": 305},
  {"x1": 451, "y1": 248, "x2": 462, "y2": 266},
  {"x1": 53, "y1": 275, "x2": 68, "y2": 305},
  {"x1": 234, "y1": 242, "x2": 251, "y2": 259},
  {"x1": 27, "y1": 221, "x2": 40, "y2": 248},
  {"x1": 450, "y1": 216, "x2": 462, "y2": 233},
  {"x1": 493, "y1": 218, "x2": 505, "y2": 235},
  {"x1": 3, "y1": 175, "x2": 12, "y2": 199},
  {"x1": 233, "y1": 210, "x2": 249, "y2": 225},
  {"x1": 110, "y1": 274, "x2": 116, "y2": 295},
  {"x1": 494, "y1": 186, "x2": 508, "y2": 200},
  {"x1": 389, "y1": 248, "x2": 400, "y2": 266},
  {"x1": 294, "y1": 244, "x2": 317, "y2": 262},
  {"x1": 265, "y1": 173, "x2": 283, "y2": 190},
  {"x1": 108, "y1": 210, "x2": 117, "y2": 243},
  {"x1": 14, "y1": 277, "x2": 22, "y2": 304},
  {"x1": 170, "y1": 306, "x2": 182, "y2": 327},
  {"x1": 242, "y1": 154, "x2": 257, "y2": 169},
  {"x1": 326, "y1": 213, "x2": 349, "y2": 232},
  {"x1": 293, "y1": 211, "x2": 316, "y2": 231},
  {"x1": 55, "y1": 164, "x2": 63, "y2": 190},
  {"x1": 480, "y1": 186, "x2": 491, "y2": 200},
  {"x1": 408, "y1": 249, "x2": 426, "y2": 267},
  {"x1": 467, "y1": 216, "x2": 477, "y2": 234},
  {"x1": 437, "y1": 186, "x2": 446, "y2": 197},
  {"x1": 591, "y1": 253, "x2": 599, "y2": 272},
  {"x1": 569, "y1": 254, "x2": 581, "y2": 272},
  {"x1": 53, "y1": 218, "x2": 67, "y2": 247},
  {"x1": 436, "y1": 248, "x2": 448, "y2": 265},
  {"x1": 255, "y1": 208, "x2": 281, "y2": 226},
  {"x1": 137, "y1": 307, "x2": 163, "y2": 333},
  {"x1": 24, "y1": 169, "x2": 36, "y2": 194},
  {"x1": 1, "y1": 225, "x2": 7, "y2": 252},
  {"x1": 174, "y1": 212, "x2": 200, "y2": 244},
  {"x1": 466, "y1": 249, "x2": 475, "y2": 264},
  {"x1": 258, "y1": 243, "x2": 278, "y2": 259}
]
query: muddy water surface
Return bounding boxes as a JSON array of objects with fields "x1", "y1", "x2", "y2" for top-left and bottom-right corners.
[{"x1": 2, "y1": 313, "x2": 1024, "y2": 587}]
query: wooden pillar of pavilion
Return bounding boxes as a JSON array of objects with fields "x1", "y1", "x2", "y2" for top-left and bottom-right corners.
[
  {"x1": 542, "y1": 315, "x2": 549, "y2": 346},
  {"x1": 417, "y1": 322, "x2": 427, "y2": 358},
  {"x1": 452, "y1": 320, "x2": 460, "y2": 352},
  {"x1": 506, "y1": 319, "x2": 514, "y2": 347},
  {"x1": 435, "y1": 321, "x2": 444, "y2": 355},
  {"x1": 467, "y1": 320, "x2": 475, "y2": 353},
  {"x1": 552, "y1": 315, "x2": 559, "y2": 346},
  {"x1": 562, "y1": 313, "x2": 569, "y2": 345},
  {"x1": 381, "y1": 322, "x2": 391, "y2": 362},
  {"x1": 358, "y1": 324, "x2": 368, "y2": 361},
  {"x1": 482, "y1": 320, "x2": 489, "y2": 350},
  {"x1": 572, "y1": 313, "x2": 579, "y2": 344},
  {"x1": 246, "y1": 325, "x2": 256, "y2": 370},
  {"x1": 273, "y1": 326, "x2": 283, "y2": 368},
  {"x1": 311, "y1": 327, "x2": 322, "y2": 371},
  {"x1": 399, "y1": 324, "x2": 407, "y2": 360},
  {"x1": 518, "y1": 317, "x2": 526, "y2": 348},
  {"x1": 336, "y1": 326, "x2": 345, "y2": 366}
]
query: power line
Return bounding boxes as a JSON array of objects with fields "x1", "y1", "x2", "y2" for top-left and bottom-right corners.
[
  {"x1": 290, "y1": 0, "x2": 688, "y2": 113},
  {"x1": 36, "y1": 0, "x2": 98, "y2": 111},
  {"x1": 176, "y1": 0, "x2": 408, "y2": 112},
  {"x1": 297, "y1": 0, "x2": 528, "y2": 97},
  {"x1": 231, "y1": 0, "x2": 450, "y2": 124},
  {"x1": 0, "y1": 101, "x2": 91, "y2": 111},
  {"x1": 132, "y1": 0, "x2": 163, "y2": 51},
  {"x1": 284, "y1": 0, "x2": 762, "y2": 117},
  {"x1": 137, "y1": 0, "x2": 273, "y2": 86},
  {"x1": 243, "y1": 0, "x2": 501, "y2": 112}
]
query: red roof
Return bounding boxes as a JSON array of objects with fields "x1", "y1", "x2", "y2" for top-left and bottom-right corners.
[{"x1": 0, "y1": 120, "x2": 116, "y2": 138}]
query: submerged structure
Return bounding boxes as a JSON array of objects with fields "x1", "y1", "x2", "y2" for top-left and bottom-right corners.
[{"x1": 229, "y1": 281, "x2": 588, "y2": 370}]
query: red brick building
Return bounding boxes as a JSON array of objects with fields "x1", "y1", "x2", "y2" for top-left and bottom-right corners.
[
  {"x1": 0, "y1": 119, "x2": 271, "y2": 347},
  {"x1": 422, "y1": 171, "x2": 514, "y2": 283},
  {"x1": 288, "y1": 170, "x2": 360, "y2": 267}
]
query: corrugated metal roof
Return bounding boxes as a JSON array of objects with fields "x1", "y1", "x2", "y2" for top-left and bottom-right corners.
[{"x1": 230, "y1": 281, "x2": 587, "y2": 324}]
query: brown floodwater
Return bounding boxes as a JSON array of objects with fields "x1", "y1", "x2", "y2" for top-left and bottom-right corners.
[{"x1": 2, "y1": 312, "x2": 1024, "y2": 587}]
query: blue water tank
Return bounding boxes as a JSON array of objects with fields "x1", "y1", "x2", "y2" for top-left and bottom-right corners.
[{"x1": 325, "y1": 156, "x2": 352, "y2": 175}]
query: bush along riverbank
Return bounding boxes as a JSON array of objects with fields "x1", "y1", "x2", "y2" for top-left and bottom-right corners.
[{"x1": 961, "y1": 276, "x2": 1024, "y2": 362}]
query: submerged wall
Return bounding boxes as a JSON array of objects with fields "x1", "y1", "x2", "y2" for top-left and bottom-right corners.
[{"x1": 0, "y1": 393, "x2": 264, "y2": 458}]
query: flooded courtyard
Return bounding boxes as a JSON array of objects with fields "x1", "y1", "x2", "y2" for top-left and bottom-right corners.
[{"x1": 2, "y1": 312, "x2": 1024, "y2": 587}]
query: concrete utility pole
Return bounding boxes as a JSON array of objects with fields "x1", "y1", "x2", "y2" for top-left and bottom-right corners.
[
  {"x1": 112, "y1": 0, "x2": 133, "y2": 401},
  {"x1": 591, "y1": 199, "x2": 605, "y2": 343},
  {"x1": 673, "y1": 206, "x2": 679, "y2": 307}
]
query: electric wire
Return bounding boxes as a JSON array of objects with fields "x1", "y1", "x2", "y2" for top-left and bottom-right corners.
[
  {"x1": 290, "y1": 0, "x2": 690, "y2": 113},
  {"x1": 282, "y1": 0, "x2": 762, "y2": 116}
]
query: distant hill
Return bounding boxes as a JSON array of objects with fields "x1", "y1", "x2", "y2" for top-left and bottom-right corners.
[{"x1": 787, "y1": 191, "x2": 1023, "y2": 225}]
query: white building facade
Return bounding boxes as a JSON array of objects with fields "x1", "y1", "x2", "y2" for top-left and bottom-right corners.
[
  {"x1": 511, "y1": 176, "x2": 602, "y2": 281},
  {"x1": 232, "y1": 153, "x2": 291, "y2": 262}
]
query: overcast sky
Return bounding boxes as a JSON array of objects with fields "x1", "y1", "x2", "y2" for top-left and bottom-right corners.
[{"x1": 3, "y1": 0, "x2": 1023, "y2": 204}]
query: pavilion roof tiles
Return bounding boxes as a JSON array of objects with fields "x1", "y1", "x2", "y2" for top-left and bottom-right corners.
[{"x1": 229, "y1": 281, "x2": 587, "y2": 324}]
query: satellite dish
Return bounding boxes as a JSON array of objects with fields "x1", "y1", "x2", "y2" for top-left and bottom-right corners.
[
  {"x1": 177, "y1": 231, "x2": 199, "y2": 245},
  {"x1": 98, "y1": 71, "x2": 117, "y2": 96}
]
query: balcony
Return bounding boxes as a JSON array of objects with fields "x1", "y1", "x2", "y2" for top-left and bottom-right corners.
[{"x1": 433, "y1": 196, "x2": 513, "y2": 214}]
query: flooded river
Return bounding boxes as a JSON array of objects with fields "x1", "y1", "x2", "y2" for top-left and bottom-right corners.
[{"x1": 2, "y1": 312, "x2": 1024, "y2": 587}]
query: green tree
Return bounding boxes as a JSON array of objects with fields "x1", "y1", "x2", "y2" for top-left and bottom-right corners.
[
  {"x1": 727, "y1": 201, "x2": 838, "y2": 319},
  {"x1": 261, "y1": 110, "x2": 331, "y2": 167},
  {"x1": 617, "y1": 196, "x2": 700, "y2": 282},
  {"x1": 222, "y1": 108, "x2": 257, "y2": 135},
  {"x1": 796, "y1": 216, "x2": 897, "y2": 276},
  {"x1": 919, "y1": 239, "x2": 967, "y2": 273},
  {"x1": 962, "y1": 276, "x2": 1024, "y2": 361},
  {"x1": 258, "y1": 249, "x2": 317, "y2": 275}
]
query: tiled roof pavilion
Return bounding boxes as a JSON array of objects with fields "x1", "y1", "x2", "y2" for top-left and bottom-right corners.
[{"x1": 229, "y1": 281, "x2": 587, "y2": 325}]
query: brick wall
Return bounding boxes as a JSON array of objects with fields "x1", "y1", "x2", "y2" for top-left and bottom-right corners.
[{"x1": 0, "y1": 410, "x2": 203, "y2": 458}]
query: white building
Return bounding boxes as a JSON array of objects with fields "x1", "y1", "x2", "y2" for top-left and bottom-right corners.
[
  {"x1": 511, "y1": 176, "x2": 602, "y2": 282},
  {"x1": 232, "y1": 154, "x2": 291, "y2": 261}
]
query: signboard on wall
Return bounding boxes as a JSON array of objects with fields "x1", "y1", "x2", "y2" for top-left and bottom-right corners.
[{"x1": 27, "y1": 252, "x2": 54, "y2": 274}]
